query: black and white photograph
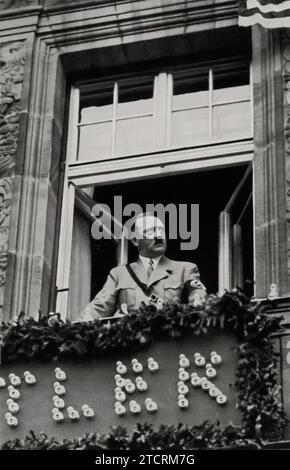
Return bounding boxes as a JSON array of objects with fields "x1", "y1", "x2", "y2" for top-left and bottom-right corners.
[{"x1": 0, "y1": 0, "x2": 290, "y2": 460}]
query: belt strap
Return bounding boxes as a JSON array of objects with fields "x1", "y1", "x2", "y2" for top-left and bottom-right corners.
[{"x1": 126, "y1": 264, "x2": 149, "y2": 296}]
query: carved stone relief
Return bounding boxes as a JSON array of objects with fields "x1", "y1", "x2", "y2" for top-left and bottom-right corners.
[
  {"x1": 0, "y1": 41, "x2": 26, "y2": 313},
  {"x1": 282, "y1": 30, "x2": 290, "y2": 281},
  {"x1": 0, "y1": 41, "x2": 25, "y2": 177},
  {"x1": 0, "y1": 177, "x2": 12, "y2": 285}
]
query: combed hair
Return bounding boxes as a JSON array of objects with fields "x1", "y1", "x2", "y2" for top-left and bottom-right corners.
[{"x1": 131, "y1": 212, "x2": 162, "y2": 235}]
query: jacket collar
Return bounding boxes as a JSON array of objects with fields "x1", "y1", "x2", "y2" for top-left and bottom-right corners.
[
  {"x1": 148, "y1": 256, "x2": 173, "y2": 287},
  {"x1": 130, "y1": 257, "x2": 147, "y2": 285},
  {"x1": 130, "y1": 256, "x2": 173, "y2": 287}
]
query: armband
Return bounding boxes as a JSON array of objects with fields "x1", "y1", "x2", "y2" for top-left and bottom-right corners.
[{"x1": 181, "y1": 279, "x2": 206, "y2": 303}]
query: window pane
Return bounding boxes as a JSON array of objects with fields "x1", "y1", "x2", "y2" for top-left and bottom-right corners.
[
  {"x1": 171, "y1": 108, "x2": 209, "y2": 147},
  {"x1": 80, "y1": 104, "x2": 113, "y2": 123},
  {"x1": 172, "y1": 90, "x2": 208, "y2": 110},
  {"x1": 79, "y1": 83, "x2": 114, "y2": 123},
  {"x1": 78, "y1": 123, "x2": 112, "y2": 161},
  {"x1": 213, "y1": 102, "x2": 252, "y2": 141},
  {"x1": 116, "y1": 116, "x2": 153, "y2": 156},
  {"x1": 213, "y1": 85, "x2": 250, "y2": 104},
  {"x1": 213, "y1": 66, "x2": 249, "y2": 89},
  {"x1": 173, "y1": 71, "x2": 208, "y2": 94},
  {"x1": 118, "y1": 99, "x2": 153, "y2": 117},
  {"x1": 117, "y1": 78, "x2": 154, "y2": 118},
  {"x1": 172, "y1": 72, "x2": 208, "y2": 110}
]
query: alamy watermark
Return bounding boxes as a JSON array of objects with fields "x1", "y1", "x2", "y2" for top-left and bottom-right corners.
[{"x1": 91, "y1": 196, "x2": 199, "y2": 251}]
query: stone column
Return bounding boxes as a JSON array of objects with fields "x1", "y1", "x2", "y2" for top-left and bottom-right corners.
[
  {"x1": 0, "y1": 2, "x2": 66, "y2": 322},
  {"x1": 2, "y1": 41, "x2": 66, "y2": 321},
  {"x1": 252, "y1": 25, "x2": 289, "y2": 299}
]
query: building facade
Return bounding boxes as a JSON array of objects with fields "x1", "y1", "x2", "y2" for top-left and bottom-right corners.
[{"x1": 0, "y1": 0, "x2": 289, "y2": 323}]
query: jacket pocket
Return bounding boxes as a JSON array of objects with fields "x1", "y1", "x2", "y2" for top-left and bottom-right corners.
[
  {"x1": 117, "y1": 280, "x2": 136, "y2": 309},
  {"x1": 163, "y1": 278, "x2": 182, "y2": 302}
]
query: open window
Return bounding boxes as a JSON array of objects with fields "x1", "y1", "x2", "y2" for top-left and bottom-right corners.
[
  {"x1": 218, "y1": 165, "x2": 253, "y2": 296},
  {"x1": 56, "y1": 58, "x2": 253, "y2": 319},
  {"x1": 56, "y1": 165, "x2": 253, "y2": 320}
]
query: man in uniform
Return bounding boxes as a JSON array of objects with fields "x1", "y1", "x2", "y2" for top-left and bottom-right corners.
[{"x1": 80, "y1": 213, "x2": 206, "y2": 320}]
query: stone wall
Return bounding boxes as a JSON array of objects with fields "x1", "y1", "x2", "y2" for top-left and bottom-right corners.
[{"x1": 0, "y1": 41, "x2": 26, "y2": 318}]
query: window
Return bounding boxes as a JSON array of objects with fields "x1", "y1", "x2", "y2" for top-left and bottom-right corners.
[
  {"x1": 172, "y1": 64, "x2": 251, "y2": 146},
  {"x1": 73, "y1": 60, "x2": 252, "y2": 162},
  {"x1": 78, "y1": 76, "x2": 155, "y2": 160},
  {"x1": 56, "y1": 58, "x2": 254, "y2": 319}
]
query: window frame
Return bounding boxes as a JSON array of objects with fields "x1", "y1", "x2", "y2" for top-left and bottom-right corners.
[
  {"x1": 75, "y1": 59, "x2": 253, "y2": 163},
  {"x1": 56, "y1": 61, "x2": 254, "y2": 319}
]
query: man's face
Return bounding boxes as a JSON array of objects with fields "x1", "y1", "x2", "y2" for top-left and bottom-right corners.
[{"x1": 133, "y1": 216, "x2": 167, "y2": 258}]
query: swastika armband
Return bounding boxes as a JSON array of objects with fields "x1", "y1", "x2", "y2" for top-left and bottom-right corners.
[{"x1": 181, "y1": 279, "x2": 206, "y2": 303}]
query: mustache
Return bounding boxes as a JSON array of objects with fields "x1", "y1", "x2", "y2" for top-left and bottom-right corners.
[{"x1": 153, "y1": 238, "x2": 165, "y2": 244}]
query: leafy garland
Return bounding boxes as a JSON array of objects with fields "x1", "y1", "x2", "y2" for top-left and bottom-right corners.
[
  {"x1": 0, "y1": 290, "x2": 288, "y2": 449},
  {"x1": 0, "y1": 423, "x2": 262, "y2": 450}
]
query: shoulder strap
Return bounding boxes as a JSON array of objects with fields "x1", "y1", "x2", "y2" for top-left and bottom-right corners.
[{"x1": 126, "y1": 264, "x2": 149, "y2": 296}]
